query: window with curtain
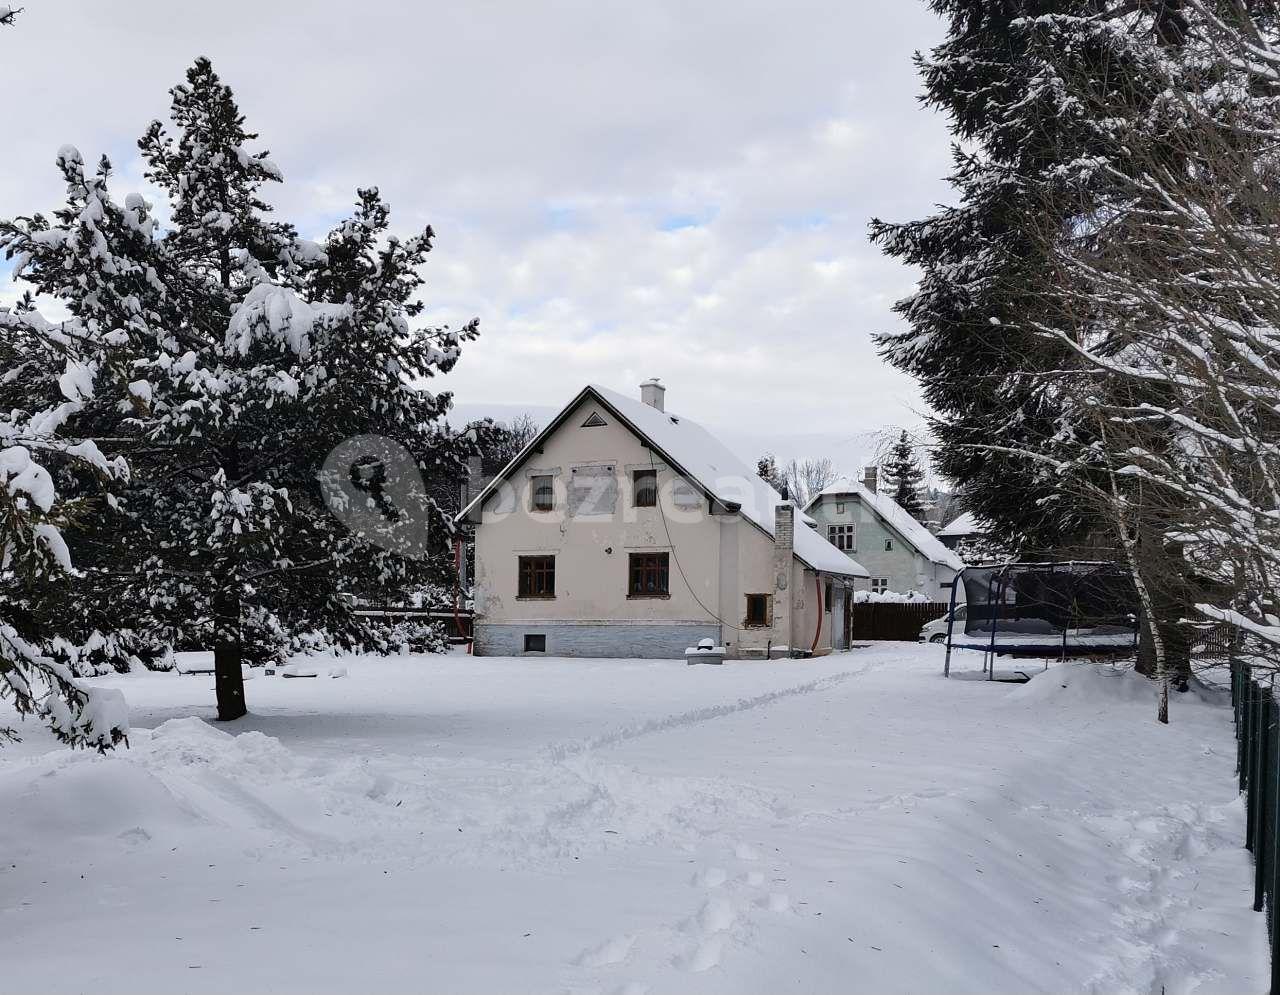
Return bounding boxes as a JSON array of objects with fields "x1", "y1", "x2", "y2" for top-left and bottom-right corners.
[{"x1": 628, "y1": 552, "x2": 669, "y2": 597}]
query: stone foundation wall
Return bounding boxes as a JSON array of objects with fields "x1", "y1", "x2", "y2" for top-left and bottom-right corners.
[{"x1": 473, "y1": 622, "x2": 721, "y2": 659}]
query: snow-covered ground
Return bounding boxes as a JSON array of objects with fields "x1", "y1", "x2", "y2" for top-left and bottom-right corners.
[{"x1": 0, "y1": 644, "x2": 1268, "y2": 994}]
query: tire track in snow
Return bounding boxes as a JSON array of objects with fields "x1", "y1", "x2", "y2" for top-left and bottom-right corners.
[{"x1": 543, "y1": 661, "x2": 877, "y2": 763}]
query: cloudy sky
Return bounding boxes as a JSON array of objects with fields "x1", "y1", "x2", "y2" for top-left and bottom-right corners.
[{"x1": 1, "y1": 2, "x2": 951, "y2": 465}]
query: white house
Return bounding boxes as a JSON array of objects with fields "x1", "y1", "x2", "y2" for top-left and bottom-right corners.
[
  {"x1": 803, "y1": 469, "x2": 964, "y2": 602},
  {"x1": 458, "y1": 381, "x2": 869, "y2": 659},
  {"x1": 938, "y1": 511, "x2": 984, "y2": 549}
]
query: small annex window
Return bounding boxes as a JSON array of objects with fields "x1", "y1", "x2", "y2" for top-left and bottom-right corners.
[
  {"x1": 633, "y1": 468, "x2": 657, "y2": 508},
  {"x1": 828, "y1": 524, "x2": 856, "y2": 551},
  {"x1": 628, "y1": 552, "x2": 670, "y2": 597},
  {"x1": 745, "y1": 593, "x2": 771, "y2": 627},
  {"x1": 884, "y1": 539, "x2": 893, "y2": 552},
  {"x1": 518, "y1": 555, "x2": 555, "y2": 598},
  {"x1": 581, "y1": 411, "x2": 607, "y2": 428},
  {"x1": 871, "y1": 577, "x2": 889, "y2": 594},
  {"x1": 530, "y1": 474, "x2": 554, "y2": 512},
  {"x1": 835, "y1": 501, "x2": 845, "y2": 514},
  {"x1": 523, "y1": 633, "x2": 546, "y2": 653}
]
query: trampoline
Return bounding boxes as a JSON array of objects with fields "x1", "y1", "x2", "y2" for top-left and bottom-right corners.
[{"x1": 943, "y1": 562, "x2": 1140, "y2": 680}]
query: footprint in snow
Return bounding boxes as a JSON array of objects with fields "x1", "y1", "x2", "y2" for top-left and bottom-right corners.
[
  {"x1": 680, "y1": 935, "x2": 724, "y2": 973},
  {"x1": 576, "y1": 934, "x2": 635, "y2": 968},
  {"x1": 691, "y1": 867, "x2": 727, "y2": 889},
  {"x1": 698, "y1": 896, "x2": 736, "y2": 935}
]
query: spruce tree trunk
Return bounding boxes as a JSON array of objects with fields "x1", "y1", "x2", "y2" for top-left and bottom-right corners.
[
  {"x1": 213, "y1": 586, "x2": 246, "y2": 721},
  {"x1": 214, "y1": 424, "x2": 247, "y2": 721}
]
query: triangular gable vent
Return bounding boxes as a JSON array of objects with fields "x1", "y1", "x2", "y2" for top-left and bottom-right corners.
[{"x1": 581, "y1": 411, "x2": 607, "y2": 428}]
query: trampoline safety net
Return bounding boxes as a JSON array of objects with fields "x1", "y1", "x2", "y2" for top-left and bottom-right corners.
[{"x1": 950, "y1": 561, "x2": 1140, "y2": 659}]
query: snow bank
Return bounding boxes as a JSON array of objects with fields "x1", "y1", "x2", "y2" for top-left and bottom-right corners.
[
  {"x1": 1, "y1": 752, "x2": 198, "y2": 843},
  {"x1": 0, "y1": 715, "x2": 391, "y2": 863},
  {"x1": 1005, "y1": 661, "x2": 1217, "y2": 708},
  {"x1": 0, "y1": 650, "x2": 1265, "y2": 994}
]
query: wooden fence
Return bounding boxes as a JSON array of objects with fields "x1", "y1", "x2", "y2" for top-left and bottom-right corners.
[
  {"x1": 850, "y1": 601, "x2": 950, "y2": 642},
  {"x1": 354, "y1": 606, "x2": 474, "y2": 642}
]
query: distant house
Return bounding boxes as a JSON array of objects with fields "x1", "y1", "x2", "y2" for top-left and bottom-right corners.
[
  {"x1": 803, "y1": 469, "x2": 965, "y2": 602},
  {"x1": 938, "y1": 511, "x2": 984, "y2": 550},
  {"x1": 458, "y1": 381, "x2": 869, "y2": 659}
]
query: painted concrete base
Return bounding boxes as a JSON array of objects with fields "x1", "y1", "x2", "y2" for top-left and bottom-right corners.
[{"x1": 474, "y1": 622, "x2": 722, "y2": 659}]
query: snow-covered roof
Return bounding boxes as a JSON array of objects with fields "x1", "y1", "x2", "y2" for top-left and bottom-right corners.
[
  {"x1": 459, "y1": 384, "x2": 868, "y2": 579},
  {"x1": 806, "y1": 477, "x2": 965, "y2": 572},
  {"x1": 939, "y1": 511, "x2": 984, "y2": 538}
]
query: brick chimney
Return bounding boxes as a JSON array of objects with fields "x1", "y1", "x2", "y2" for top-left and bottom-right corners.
[
  {"x1": 465, "y1": 456, "x2": 486, "y2": 501},
  {"x1": 640, "y1": 377, "x2": 665, "y2": 412},
  {"x1": 771, "y1": 503, "x2": 794, "y2": 657},
  {"x1": 863, "y1": 465, "x2": 878, "y2": 493}
]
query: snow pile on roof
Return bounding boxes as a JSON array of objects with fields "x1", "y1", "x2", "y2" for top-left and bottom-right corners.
[
  {"x1": 939, "y1": 511, "x2": 984, "y2": 538},
  {"x1": 588, "y1": 386, "x2": 866, "y2": 577},
  {"x1": 811, "y1": 477, "x2": 964, "y2": 571}
]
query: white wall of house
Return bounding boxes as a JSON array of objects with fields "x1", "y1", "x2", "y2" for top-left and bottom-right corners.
[{"x1": 470, "y1": 395, "x2": 854, "y2": 658}]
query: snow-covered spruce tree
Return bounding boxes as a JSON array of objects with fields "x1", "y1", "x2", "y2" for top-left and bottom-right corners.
[
  {"x1": 871, "y1": 2, "x2": 1193, "y2": 552},
  {"x1": 756, "y1": 454, "x2": 784, "y2": 493},
  {"x1": 3, "y1": 59, "x2": 478, "y2": 721},
  {"x1": 0, "y1": 151, "x2": 136, "y2": 746},
  {"x1": 870, "y1": 3, "x2": 1213, "y2": 694},
  {"x1": 881, "y1": 431, "x2": 928, "y2": 521},
  {"x1": 0, "y1": 207, "x2": 174, "y2": 682},
  {"x1": 0, "y1": 431, "x2": 129, "y2": 748}
]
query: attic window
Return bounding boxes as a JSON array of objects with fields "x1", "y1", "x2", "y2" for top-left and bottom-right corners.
[
  {"x1": 531, "y1": 475, "x2": 554, "y2": 512},
  {"x1": 633, "y1": 469, "x2": 657, "y2": 508},
  {"x1": 581, "y1": 411, "x2": 607, "y2": 428}
]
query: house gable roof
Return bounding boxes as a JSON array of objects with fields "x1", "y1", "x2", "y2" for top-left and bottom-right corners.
[
  {"x1": 939, "y1": 511, "x2": 985, "y2": 538},
  {"x1": 458, "y1": 384, "x2": 868, "y2": 578},
  {"x1": 804, "y1": 478, "x2": 965, "y2": 572}
]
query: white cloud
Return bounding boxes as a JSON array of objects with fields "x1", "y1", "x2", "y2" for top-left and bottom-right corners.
[{"x1": 0, "y1": 0, "x2": 951, "y2": 442}]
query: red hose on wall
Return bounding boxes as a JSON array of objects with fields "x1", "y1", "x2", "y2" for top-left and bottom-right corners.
[{"x1": 810, "y1": 574, "x2": 823, "y2": 655}]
